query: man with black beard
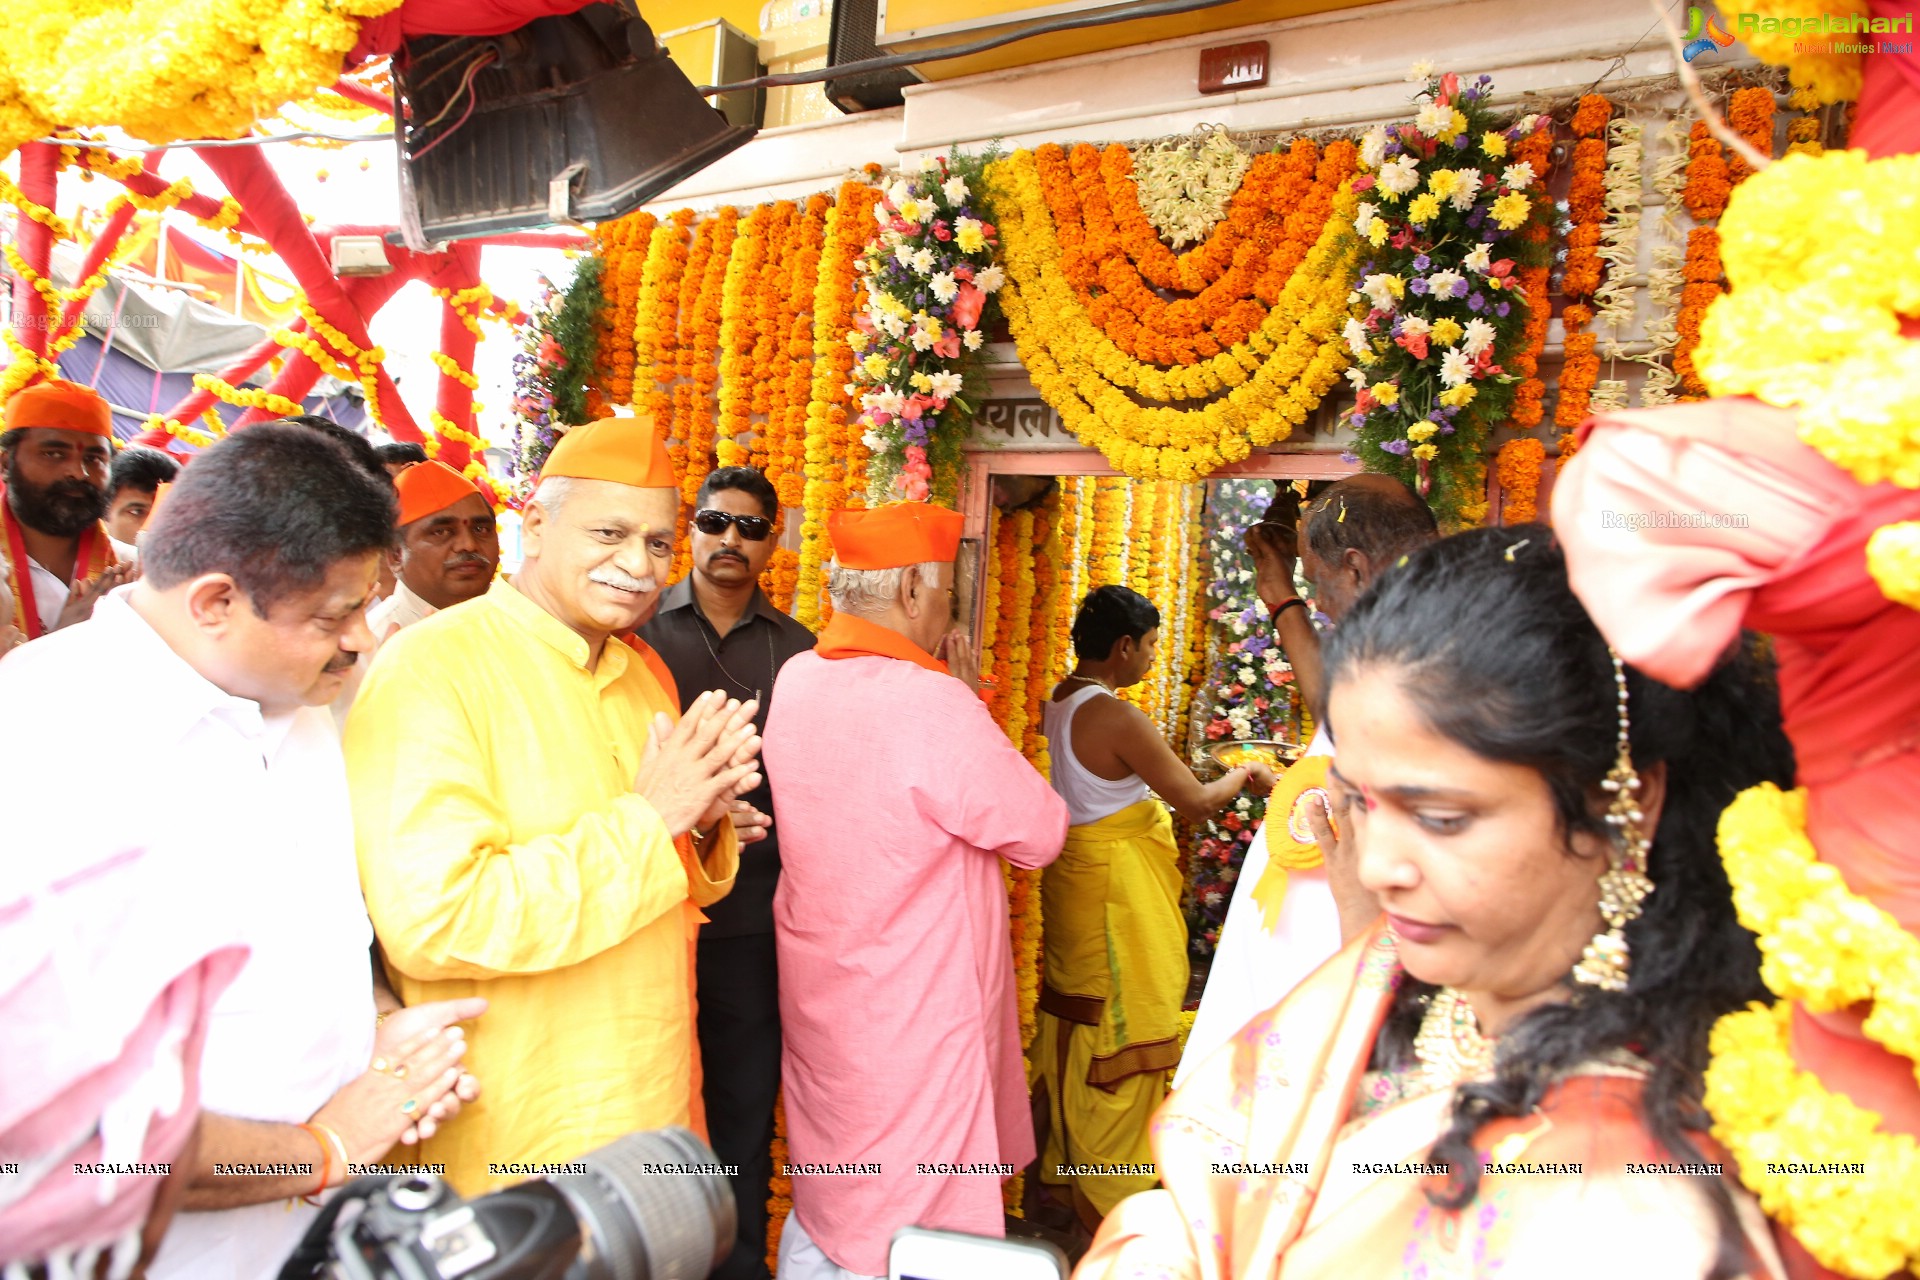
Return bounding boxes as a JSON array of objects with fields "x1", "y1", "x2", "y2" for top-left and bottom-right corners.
[
  {"x1": 639, "y1": 465, "x2": 814, "y2": 1280},
  {"x1": 1, "y1": 380, "x2": 132, "y2": 640}
]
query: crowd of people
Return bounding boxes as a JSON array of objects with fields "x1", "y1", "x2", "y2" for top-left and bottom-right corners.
[{"x1": 2, "y1": 372, "x2": 1815, "y2": 1280}]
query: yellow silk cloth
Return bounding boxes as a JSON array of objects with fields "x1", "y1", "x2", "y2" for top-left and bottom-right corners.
[
  {"x1": 1249, "y1": 753, "x2": 1332, "y2": 934},
  {"x1": 1033, "y1": 798, "x2": 1186, "y2": 1219},
  {"x1": 344, "y1": 578, "x2": 738, "y2": 1193},
  {"x1": 1077, "y1": 922, "x2": 1789, "y2": 1279}
]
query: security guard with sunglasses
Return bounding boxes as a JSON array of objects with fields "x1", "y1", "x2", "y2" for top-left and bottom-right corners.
[{"x1": 639, "y1": 465, "x2": 815, "y2": 1280}]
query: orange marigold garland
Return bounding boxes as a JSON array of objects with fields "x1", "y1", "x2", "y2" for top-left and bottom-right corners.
[
  {"x1": 714, "y1": 203, "x2": 772, "y2": 475},
  {"x1": 1494, "y1": 436, "x2": 1546, "y2": 523},
  {"x1": 750, "y1": 202, "x2": 799, "y2": 469},
  {"x1": 1725, "y1": 85, "x2": 1777, "y2": 186},
  {"x1": 591, "y1": 210, "x2": 654, "y2": 404},
  {"x1": 1507, "y1": 125, "x2": 1556, "y2": 429},
  {"x1": 769, "y1": 195, "x2": 829, "y2": 508},
  {"x1": 766, "y1": 1091, "x2": 791, "y2": 1271},
  {"x1": 1555, "y1": 94, "x2": 1613, "y2": 451},
  {"x1": 632, "y1": 213, "x2": 690, "y2": 420}
]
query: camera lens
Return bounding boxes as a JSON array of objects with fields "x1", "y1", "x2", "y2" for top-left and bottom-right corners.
[{"x1": 549, "y1": 1127, "x2": 735, "y2": 1280}]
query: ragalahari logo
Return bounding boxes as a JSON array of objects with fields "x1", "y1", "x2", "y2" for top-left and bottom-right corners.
[{"x1": 1684, "y1": 6, "x2": 1738, "y2": 61}]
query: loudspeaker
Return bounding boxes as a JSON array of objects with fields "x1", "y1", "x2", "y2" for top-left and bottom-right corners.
[
  {"x1": 824, "y1": 0, "x2": 922, "y2": 113},
  {"x1": 395, "y1": 0, "x2": 756, "y2": 240}
]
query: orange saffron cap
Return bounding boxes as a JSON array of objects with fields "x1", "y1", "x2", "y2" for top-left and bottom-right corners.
[
  {"x1": 5, "y1": 379, "x2": 112, "y2": 438},
  {"x1": 394, "y1": 460, "x2": 486, "y2": 527},
  {"x1": 828, "y1": 501, "x2": 965, "y2": 570},
  {"x1": 538, "y1": 415, "x2": 677, "y2": 489}
]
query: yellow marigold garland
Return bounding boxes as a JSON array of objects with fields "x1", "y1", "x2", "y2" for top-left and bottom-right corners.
[
  {"x1": 1703, "y1": 784, "x2": 1920, "y2": 1277},
  {"x1": 633, "y1": 214, "x2": 690, "y2": 421},
  {"x1": 987, "y1": 149, "x2": 1359, "y2": 481},
  {"x1": 1734, "y1": 0, "x2": 1868, "y2": 106},
  {"x1": 1694, "y1": 151, "x2": 1920, "y2": 494},
  {"x1": 713, "y1": 204, "x2": 771, "y2": 474},
  {"x1": 0, "y1": 0, "x2": 405, "y2": 155},
  {"x1": 192, "y1": 373, "x2": 300, "y2": 417}
]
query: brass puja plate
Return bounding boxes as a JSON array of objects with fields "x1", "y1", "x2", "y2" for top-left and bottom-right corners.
[{"x1": 1203, "y1": 738, "x2": 1305, "y2": 773}]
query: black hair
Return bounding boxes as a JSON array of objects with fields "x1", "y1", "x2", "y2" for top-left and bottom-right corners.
[
  {"x1": 1071, "y1": 584, "x2": 1161, "y2": 661},
  {"x1": 375, "y1": 441, "x2": 430, "y2": 468},
  {"x1": 1302, "y1": 474, "x2": 1438, "y2": 570},
  {"x1": 107, "y1": 445, "x2": 179, "y2": 499},
  {"x1": 0, "y1": 427, "x2": 23, "y2": 456},
  {"x1": 1324, "y1": 525, "x2": 1792, "y2": 1280},
  {"x1": 279, "y1": 415, "x2": 389, "y2": 484},
  {"x1": 697, "y1": 466, "x2": 779, "y2": 520},
  {"x1": 141, "y1": 421, "x2": 399, "y2": 613}
]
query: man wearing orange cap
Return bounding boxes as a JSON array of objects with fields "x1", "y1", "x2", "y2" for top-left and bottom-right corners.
[
  {"x1": 1, "y1": 379, "x2": 133, "y2": 640},
  {"x1": 370, "y1": 460, "x2": 499, "y2": 639},
  {"x1": 331, "y1": 461, "x2": 498, "y2": 724},
  {"x1": 761, "y1": 502, "x2": 1070, "y2": 1280},
  {"x1": 343, "y1": 415, "x2": 769, "y2": 1192}
]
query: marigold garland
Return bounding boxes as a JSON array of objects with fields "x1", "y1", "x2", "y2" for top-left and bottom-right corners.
[
  {"x1": 0, "y1": 0, "x2": 405, "y2": 156},
  {"x1": 1694, "y1": 151, "x2": 1920, "y2": 494},
  {"x1": 1555, "y1": 94, "x2": 1613, "y2": 444},
  {"x1": 1506, "y1": 125, "x2": 1557, "y2": 429},
  {"x1": 794, "y1": 184, "x2": 880, "y2": 629},
  {"x1": 766, "y1": 1091, "x2": 792, "y2": 1272},
  {"x1": 1704, "y1": 783, "x2": 1920, "y2": 1278},
  {"x1": 192, "y1": 372, "x2": 300, "y2": 418},
  {"x1": 988, "y1": 149, "x2": 1360, "y2": 482},
  {"x1": 1493, "y1": 437, "x2": 1545, "y2": 523}
]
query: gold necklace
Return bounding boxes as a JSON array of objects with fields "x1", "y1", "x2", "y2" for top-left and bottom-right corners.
[
  {"x1": 1413, "y1": 988, "x2": 1497, "y2": 1085},
  {"x1": 1062, "y1": 672, "x2": 1116, "y2": 693}
]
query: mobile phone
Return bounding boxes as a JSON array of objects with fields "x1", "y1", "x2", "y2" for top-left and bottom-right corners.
[{"x1": 888, "y1": 1226, "x2": 1069, "y2": 1280}]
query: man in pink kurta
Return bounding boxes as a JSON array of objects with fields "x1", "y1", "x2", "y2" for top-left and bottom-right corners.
[{"x1": 763, "y1": 503, "x2": 1069, "y2": 1280}]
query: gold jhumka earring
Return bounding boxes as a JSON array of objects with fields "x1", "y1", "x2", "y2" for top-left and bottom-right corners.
[{"x1": 1572, "y1": 649, "x2": 1655, "y2": 992}]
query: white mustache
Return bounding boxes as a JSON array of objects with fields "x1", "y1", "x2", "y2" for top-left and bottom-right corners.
[{"x1": 588, "y1": 569, "x2": 653, "y2": 592}]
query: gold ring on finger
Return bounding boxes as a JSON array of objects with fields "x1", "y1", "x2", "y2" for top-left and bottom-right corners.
[
  {"x1": 371, "y1": 1057, "x2": 393, "y2": 1074},
  {"x1": 400, "y1": 1098, "x2": 419, "y2": 1115},
  {"x1": 392, "y1": 1064, "x2": 409, "y2": 1080}
]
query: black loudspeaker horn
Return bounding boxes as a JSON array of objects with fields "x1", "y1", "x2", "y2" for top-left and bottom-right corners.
[
  {"x1": 394, "y1": 0, "x2": 756, "y2": 240},
  {"x1": 825, "y1": 0, "x2": 923, "y2": 113}
]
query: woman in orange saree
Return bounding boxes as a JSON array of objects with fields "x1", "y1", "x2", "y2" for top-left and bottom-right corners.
[{"x1": 1079, "y1": 528, "x2": 1794, "y2": 1280}]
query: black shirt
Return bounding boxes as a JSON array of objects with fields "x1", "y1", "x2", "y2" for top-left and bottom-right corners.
[{"x1": 638, "y1": 577, "x2": 816, "y2": 937}]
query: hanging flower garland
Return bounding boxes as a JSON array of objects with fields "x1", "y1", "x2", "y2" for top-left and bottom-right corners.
[
  {"x1": 1551, "y1": 93, "x2": 1613, "y2": 458},
  {"x1": 1023, "y1": 492, "x2": 1062, "y2": 777},
  {"x1": 748, "y1": 203, "x2": 799, "y2": 471},
  {"x1": 1494, "y1": 436, "x2": 1545, "y2": 523},
  {"x1": 1505, "y1": 122, "x2": 1557, "y2": 430},
  {"x1": 766, "y1": 1092, "x2": 792, "y2": 1272},
  {"x1": 988, "y1": 147, "x2": 1360, "y2": 483},
  {"x1": 1673, "y1": 85, "x2": 1779, "y2": 401},
  {"x1": 1588, "y1": 116, "x2": 1645, "y2": 416},
  {"x1": 1637, "y1": 112, "x2": 1693, "y2": 407},
  {"x1": 1343, "y1": 69, "x2": 1557, "y2": 524},
  {"x1": 849, "y1": 153, "x2": 1003, "y2": 505},
  {"x1": 627, "y1": 213, "x2": 686, "y2": 421},
  {"x1": 771, "y1": 196, "x2": 831, "y2": 509},
  {"x1": 794, "y1": 183, "x2": 881, "y2": 629},
  {"x1": 510, "y1": 278, "x2": 560, "y2": 496},
  {"x1": 713, "y1": 203, "x2": 773, "y2": 475}
]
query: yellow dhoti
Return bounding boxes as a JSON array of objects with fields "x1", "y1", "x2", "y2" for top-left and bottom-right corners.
[{"x1": 1033, "y1": 798, "x2": 1186, "y2": 1223}]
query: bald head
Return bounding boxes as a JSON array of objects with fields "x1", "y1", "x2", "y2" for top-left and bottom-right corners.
[{"x1": 1299, "y1": 473, "x2": 1437, "y2": 622}]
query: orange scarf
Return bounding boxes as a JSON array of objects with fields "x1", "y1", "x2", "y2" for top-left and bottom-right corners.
[
  {"x1": 2, "y1": 496, "x2": 116, "y2": 640},
  {"x1": 813, "y1": 612, "x2": 950, "y2": 676}
]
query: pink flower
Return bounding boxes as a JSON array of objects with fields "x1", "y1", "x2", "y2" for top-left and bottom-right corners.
[
  {"x1": 933, "y1": 332, "x2": 962, "y2": 359},
  {"x1": 1351, "y1": 174, "x2": 1376, "y2": 191},
  {"x1": 1440, "y1": 72, "x2": 1460, "y2": 101},
  {"x1": 951, "y1": 282, "x2": 986, "y2": 330},
  {"x1": 1489, "y1": 258, "x2": 1515, "y2": 278},
  {"x1": 1390, "y1": 226, "x2": 1414, "y2": 249},
  {"x1": 900, "y1": 397, "x2": 926, "y2": 422},
  {"x1": 1395, "y1": 332, "x2": 1430, "y2": 360},
  {"x1": 980, "y1": 223, "x2": 996, "y2": 238},
  {"x1": 867, "y1": 410, "x2": 893, "y2": 426},
  {"x1": 1354, "y1": 387, "x2": 1377, "y2": 414},
  {"x1": 954, "y1": 263, "x2": 974, "y2": 281},
  {"x1": 933, "y1": 221, "x2": 952, "y2": 241}
]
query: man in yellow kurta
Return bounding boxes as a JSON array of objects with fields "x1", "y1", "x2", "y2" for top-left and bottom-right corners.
[{"x1": 344, "y1": 415, "x2": 767, "y2": 1193}]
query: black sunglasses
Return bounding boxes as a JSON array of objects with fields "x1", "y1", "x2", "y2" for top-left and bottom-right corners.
[{"x1": 692, "y1": 508, "x2": 774, "y2": 541}]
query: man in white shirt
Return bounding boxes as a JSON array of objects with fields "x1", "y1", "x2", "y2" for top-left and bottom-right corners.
[
  {"x1": 1178, "y1": 474, "x2": 1437, "y2": 1083},
  {"x1": 0, "y1": 421, "x2": 485, "y2": 1279}
]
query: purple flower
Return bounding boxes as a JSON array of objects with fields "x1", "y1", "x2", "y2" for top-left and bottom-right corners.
[
  {"x1": 1452, "y1": 135, "x2": 1469, "y2": 150},
  {"x1": 1409, "y1": 278, "x2": 1432, "y2": 295},
  {"x1": 1349, "y1": 411, "x2": 1368, "y2": 428},
  {"x1": 1468, "y1": 292, "x2": 1487, "y2": 312},
  {"x1": 1412, "y1": 253, "x2": 1432, "y2": 271},
  {"x1": 1466, "y1": 208, "x2": 1486, "y2": 228},
  {"x1": 1452, "y1": 278, "x2": 1471, "y2": 298},
  {"x1": 1439, "y1": 422, "x2": 1456, "y2": 434},
  {"x1": 1382, "y1": 438, "x2": 1411, "y2": 456},
  {"x1": 1495, "y1": 301, "x2": 1511, "y2": 317},
  {"x1": 1340, "y1": 449, "x2": 1360, "y2": 464}
]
